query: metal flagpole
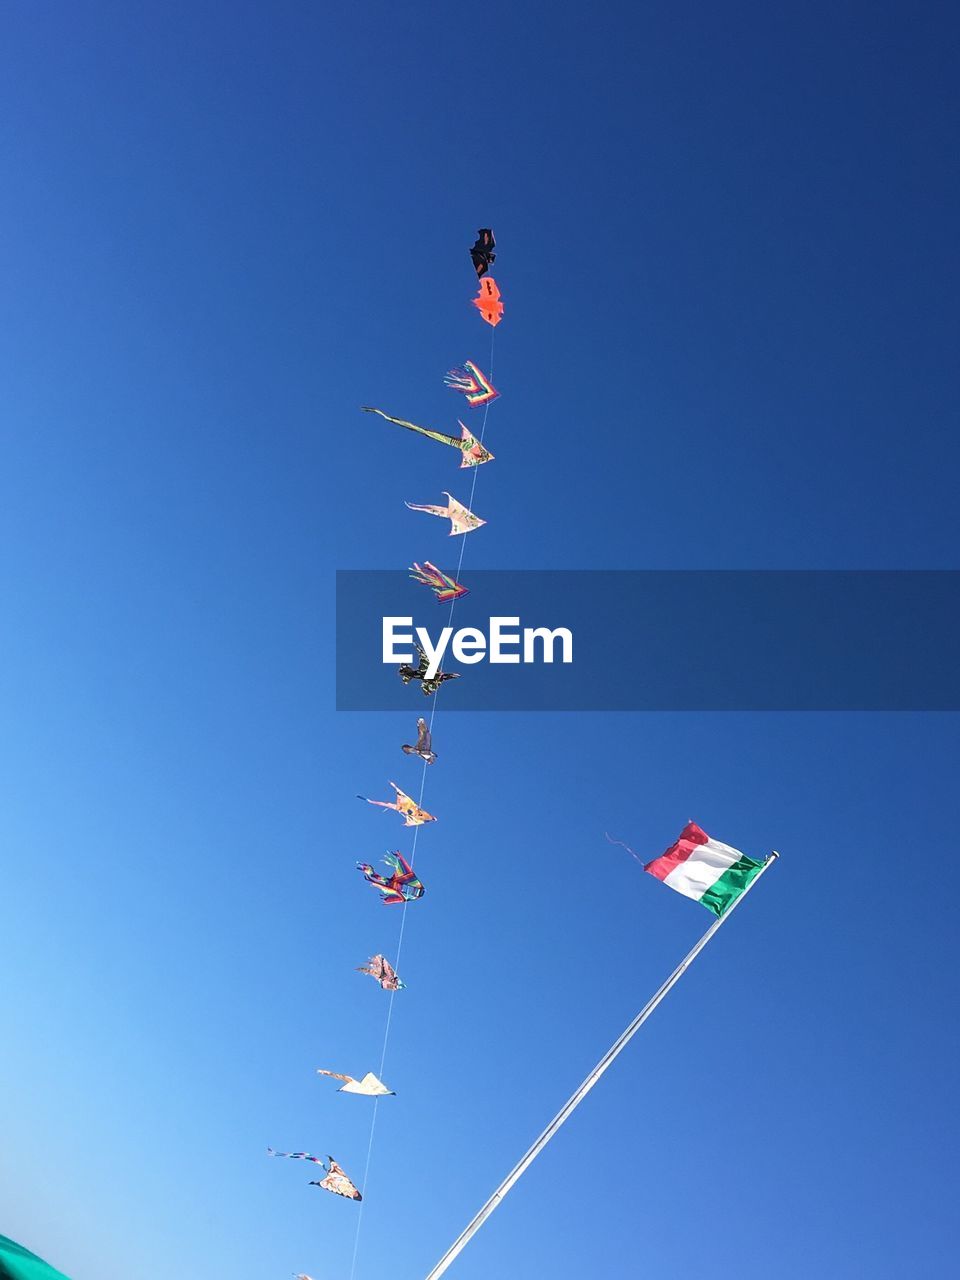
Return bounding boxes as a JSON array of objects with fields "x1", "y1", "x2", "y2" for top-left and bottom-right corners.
[{"x1": 423, "y1": 852, "x2": 779, "y2": 1280}]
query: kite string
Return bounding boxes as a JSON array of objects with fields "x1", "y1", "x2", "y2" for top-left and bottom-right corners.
[{"x1": 349, "y1": 325, "x2": 495, "y2": 1280}]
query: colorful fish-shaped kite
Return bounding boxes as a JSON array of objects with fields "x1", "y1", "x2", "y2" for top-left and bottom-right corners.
[
  {"x1": 472, "y1": 277, "x2": 503, "y2": 326},
  {"x1": 444, "y1": 360, "x2": 499, "y2": 406},
  {"x1": 316, "y1": 1069, "x2": 395, "y2": 1097},
  {"x1": 398, "y1": 643, "x2": 461, "y2": 695},
  {"x1": 405, "y1": 492, "x2": 486, "y2": 535},
  {"x1": 410, "y1": 560, "x2": 469, "y2": 603},
  {"x1": 357, "y1": 852, "x2": 425, "y2": 905},
  {"x1": 267, "y1": 1150, "x2": 363, "y2": 1201},
  {"x1": 402, "y1": 716, "x2": 436, "y2": 764},
  {"x1": 357, "y1": 953, "x2": 405, "y2": 990},
  {"x1": 362, "y1": 407, "x2": 494, "y2": 468},
  {"x1": 358, "y1": 781, "x2": 436, "y2": 825},
  {"x1": 470, "y1": 228, "x2": 496, "y2": 278}
]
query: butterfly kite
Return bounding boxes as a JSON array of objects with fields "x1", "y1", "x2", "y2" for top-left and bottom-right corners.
[
  {"x1": 267, "y1": 1150, "x2": 362, "y2": 1201},
  {"x1": 472, "y1": 277, "x2": 503, "y2": 327},
  {"x1": 358, "y1": 780, "x2": 436, "y2": 825},
  {"x1": 361, "y1": 406, "x2": 493, "y2": 468},
  {"x1": 316, "y1": 1069, "x2": 395, "y2": 1097},
  {"x1": 357, "y1": 953, "x2": 405, "y2": 990},
  {"x1": 402, "y1": 716, "x2": 437, "y2": 764},
  {"x1": 405, "y1": 492, "x2": 486, "y2": 535},
  {"x1": 398, "y1": 643, "x2": 461, "y2": 695},
  {"x1": 470, "y1": 228, "x2": 496, "y2": 278},
  {"x1": 444, "y1": 360, "x2": 499, "y2": 406},
  {"x1": 410, "y1": 560, "x2": 468, "y2": 603},
  {"x1": 357, "y1": 852, "x2": 425, "y2": 905}
]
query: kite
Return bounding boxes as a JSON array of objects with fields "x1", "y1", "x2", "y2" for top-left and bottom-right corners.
[
  {"x1": 358, "y1": 780, "x2": 436, "y2": 825},
  {"x1": 470, "y1": 228, "x2": 496, "y2": 278},
  {"x1": 267, "y1": 1150, "x2": 363, "y2": 1201},
  {"x1": 293, "y1": 1275, "x2": 316, "y2": 1280},
  {"x1": 361, "y1": 407, "x2": 494, "y2": 468},
  {"x1": 444, "y1": 360, "x2": 499, "y2": 406},
  {"x1": 410, "y1": 560, "x2": 469, "y2": 603},
  {"x1": 472, "y1": 277, "x2": 503, "y2": 327},
  {"x1": 357, "y1": 953, "x2": 406, "y2": 990},
  {"x1": 317, "y1": 1069, "x2": 395, "y2": 1097},
  {"x1": 402, "y1": 716, "x2": 437, "y2": 764},
  {"x1": 398, "y1": 643, "x2": 462, "y2": 694},
  {"x1": 357, "y1": 852, "x2": 425, "y2": 904},
  {"x1": 405, "y1": 492, "x2": 486, "y2": 535}
]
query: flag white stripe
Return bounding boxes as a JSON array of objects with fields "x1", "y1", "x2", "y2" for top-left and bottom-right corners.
[{"x1": 663, "y1": 835, "x2": 743, "y2": 901}]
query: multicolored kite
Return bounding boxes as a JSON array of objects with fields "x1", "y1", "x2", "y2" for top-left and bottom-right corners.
[
  {"x1": 398, "y1": 643, "x2": 461, "y2": 695},
  {"x1": 470, "y1": 228, "x2": 496, "y2": 278},
  {"x1": 357, "y1": 852, "x2": 425, "y2": 905},
  {"x1": 267, "y1": 1150, "x2": 363, "y2": 1201},
  {"x1": 405, "y1": 492, "x2": 486, "y2": 535},
  {"x1": 358, "y1": 781, "x2": 436, "y2": 825},
  {"x1": 472, "y1": 277, "x2": 503, "y2": 326},
  {"x1": 316, "y1": 1069, "x2": 395, "y2": 1096},
  {"x1": 356, "y1": 953, "x2": 405, "y2": 990},
  {"x1": 410, "y1": 560, "x2": 469, "y2": 603},
  {"x1": 402, "y1": 716, "x2": 437, "y2": 764},
  {"x1": 362, "y1": 407, "x2": 494, "y2": 468},
  {"x1": 444, "y1": 360, "x2": 499, "y2": 406}
]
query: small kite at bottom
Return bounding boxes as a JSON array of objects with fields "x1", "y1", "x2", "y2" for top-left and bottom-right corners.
[
  {"x1": 317, "y1": 1069, "x2": 395, "y2": 1097},
  {"x1": 410, "y1": 560, "x2": 469, "y2": 603},
  {"x1": 444, "y1": 360, "x2": 499, "y2": 406},
  {"x1": 267, "y1": 1150, "x2": 362, "y2": 1201},
  {"x1": 406, "y1": 492, "x2": 486, "y2": 536},
  {"x1": 472, "y1": 277, "x2": 503, "y2": 326},
  {"x1": 402, "y1": 717, "x2": 437, "y2": 764},
  {"x1": 399, "y1": 643, "x2": 461, "y2": 696},
  {"x1": 357, "y1": 852, "x2": 425, "y2": 905},
  {"x1": 362, "y1": 407, "x2": 494, "y2": 468},
  {"x1": 357, "y1": 953, "x2": 405, "y2": 990},
  {"x1": 358, "y1": 781, "x2": 436, "y2": 825}
]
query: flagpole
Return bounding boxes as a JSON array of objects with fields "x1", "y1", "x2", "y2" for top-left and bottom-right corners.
[{"x1": 423, "y1": 852, "x2": 779, "y2": 1280}]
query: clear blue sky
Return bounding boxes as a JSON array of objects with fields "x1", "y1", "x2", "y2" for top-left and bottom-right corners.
[{"x1": 2, "y1": 2, "x2": 958, "y2": 1277}]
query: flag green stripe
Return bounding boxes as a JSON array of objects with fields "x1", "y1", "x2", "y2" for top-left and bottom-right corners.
[{"x1": 698, "y1": 854, "x2": 764, "y2": 918}]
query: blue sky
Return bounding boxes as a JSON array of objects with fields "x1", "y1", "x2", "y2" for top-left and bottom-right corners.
[{"x1": 1, "y1": 2, "x2": 958, "y2": 1277}]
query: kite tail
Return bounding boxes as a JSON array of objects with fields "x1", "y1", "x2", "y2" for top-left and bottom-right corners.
[
  {"x1": 405, "y1": 500, "x2": 448, "y2": 517},
  {"x1": 358, "y1": 795, "x2": 394, "y2": 812}
]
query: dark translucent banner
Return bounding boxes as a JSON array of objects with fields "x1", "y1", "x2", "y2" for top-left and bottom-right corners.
[{"x1": 335, "y1": 570, "x2": 960, "y2": 711}]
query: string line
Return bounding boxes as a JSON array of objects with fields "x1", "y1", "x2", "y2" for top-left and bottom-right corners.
[{"x1": 348, "y1": 326, "x2": 496, "y2": 1279}]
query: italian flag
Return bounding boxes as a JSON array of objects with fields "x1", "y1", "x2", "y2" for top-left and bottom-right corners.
[{"x1": 645, "y1": 822, "x2": 763, "y2": 918}]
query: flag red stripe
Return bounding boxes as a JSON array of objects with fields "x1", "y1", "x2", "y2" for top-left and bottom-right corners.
[{"x1": 644, "y1": 822, "x2": 710, "y2": 881}]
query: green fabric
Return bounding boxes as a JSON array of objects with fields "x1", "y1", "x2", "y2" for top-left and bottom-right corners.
[
  {"x1": 699, "y1": 854, "x2": 764, "y2": 918},
  {"x1": 0, "y1": 1236, "x2": 72, "y2": 1280}
]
